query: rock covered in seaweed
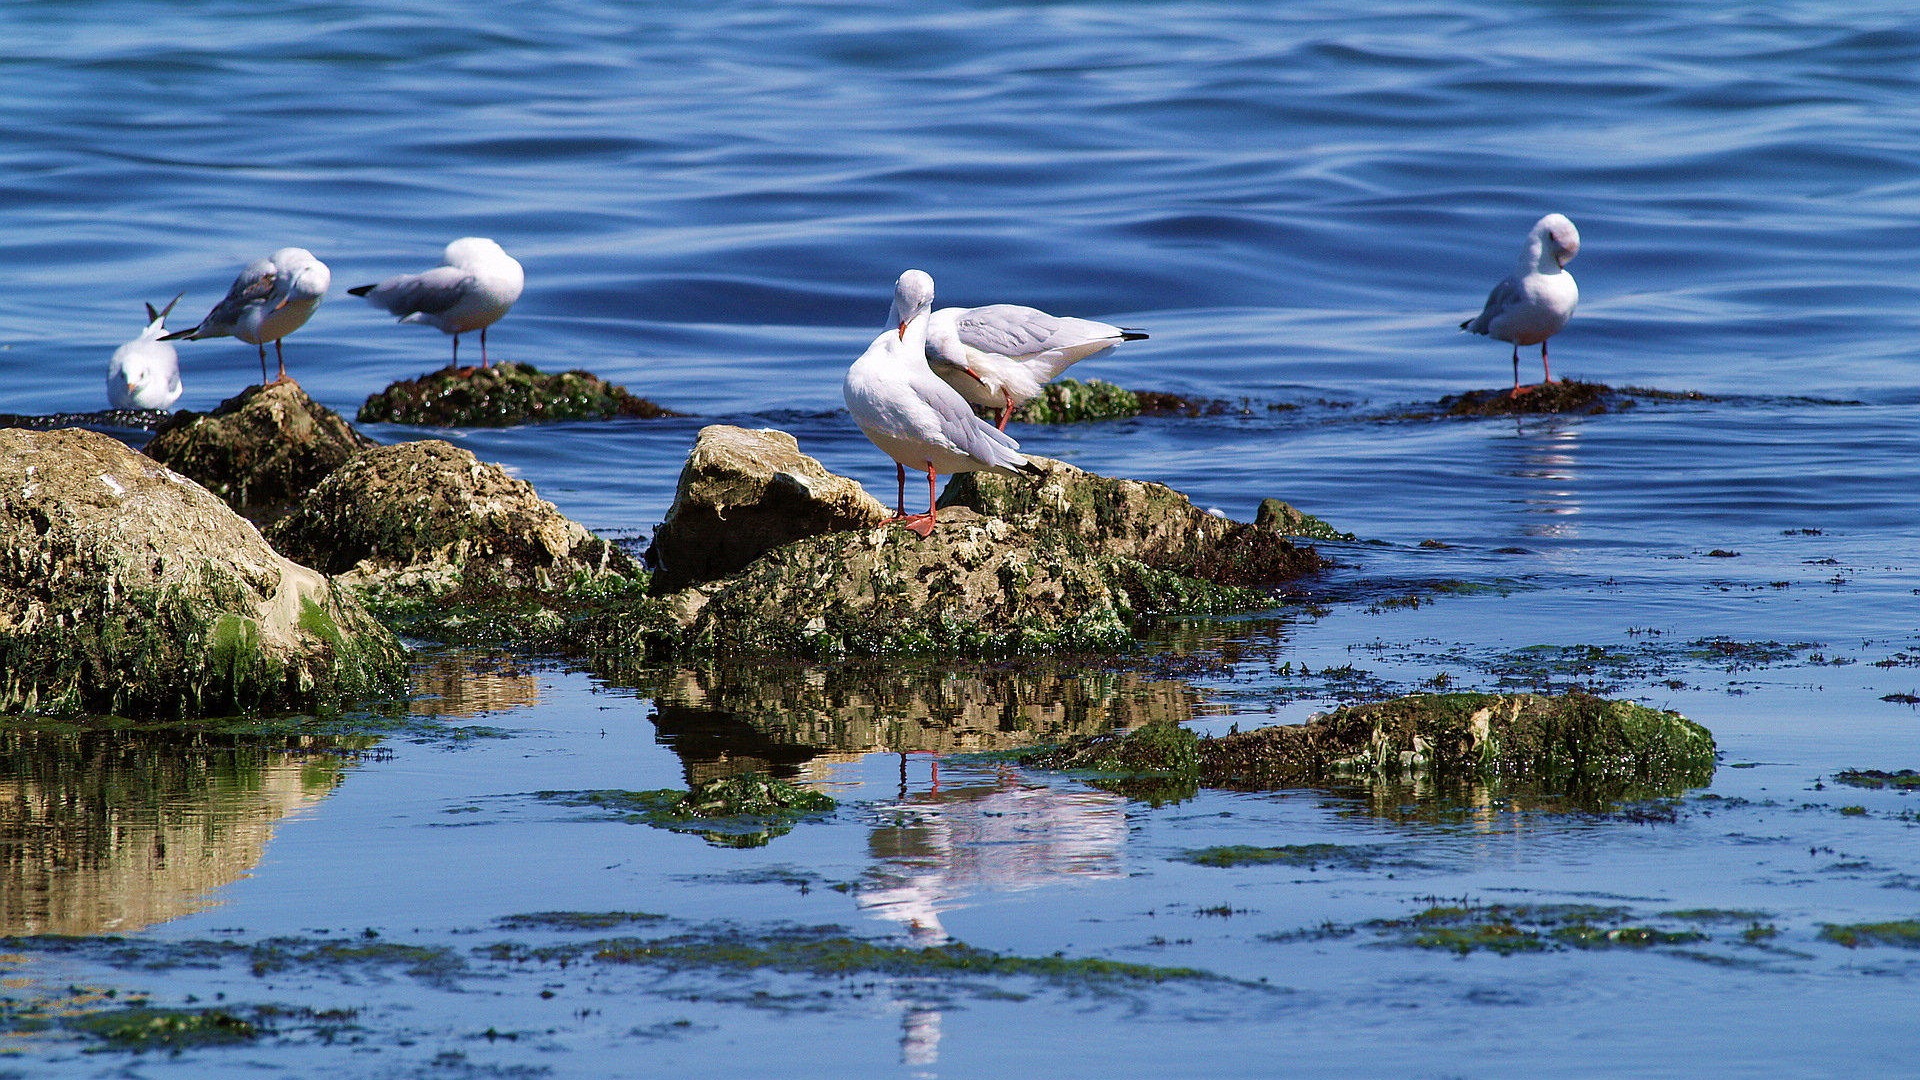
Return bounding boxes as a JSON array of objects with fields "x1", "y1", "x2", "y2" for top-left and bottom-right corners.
[
  {"x1": 356, "y1": 361, "x2": 686, "y2": 427},
  {"x1": 142, "y1": 379, "x2": 374, "y2": 519},
  {"x1": 1003, "y1": 378, "x2": 1231, "y2": 424},
  {"x1": 0, "y1": 428, "x2": 406, "y2": 717},
  {"x1": 941, "y1": 455, "x2": 1324, "y2": 585},
  {"x1": 267, "y1": 438, "x2": 637, "y2": 598},
  {"x1": 646, "y1": 425, "x2": 888, "y2": 592},
  {"x1": 1026, "y1": 692, "x2": 1716, "y2": 798}
]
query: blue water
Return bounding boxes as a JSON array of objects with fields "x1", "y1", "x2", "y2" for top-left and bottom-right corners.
[{"x1": 7, "y1": 1, "x2": 1920, "y2": 1076}]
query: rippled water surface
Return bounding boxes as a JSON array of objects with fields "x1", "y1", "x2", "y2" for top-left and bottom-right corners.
[{"x1": 5, "y1": 1, "x2": 1920, "y2": 1076}]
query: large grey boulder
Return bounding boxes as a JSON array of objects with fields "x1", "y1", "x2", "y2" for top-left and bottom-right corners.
[
  {"x1": 266, "y1": 438, "x2": 637, "y2": 600},
  {"x1": 143, "y1": 379, "x2": 374, "y2": 520},
  {"x1": 0, "y1": 428, "x2": 406, "y2": 717},
  {"x1": 646, "y1": 425, "x2": 888, "y2": 592}
]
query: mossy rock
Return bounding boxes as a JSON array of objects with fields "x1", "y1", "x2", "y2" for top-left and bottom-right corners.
[
  {"x1": 1199, "y1": 692, "x2": 1716, "y2": 793},
  {"x1": 1435, "y1": 380, "x2": 1614, "y2": 417},
  {"x1": 1255, "y1": 498, "x2": 1358, "y2": 542},
  {"x1": 1005, "y1": 379, "x2": 1230, "y2": 424},
  {"x1": 0, "y1": 428, "x2": 406, "y2": 718},
  {"x1": 1022, "y1": 720, "x2": 1198, "y2": 774},
  {"x1": 356, "y1": 361, "x2": 686, "y2": 427},
  {"x1": 942, "y1": 456, "x2": 1324, "y2": 587},
  {"x1": 1025, "y1": 692, "x2": 1714, "y2": 800},
  {"x1": 143, "y1": 379, "x2": 374, "y2": 520}
]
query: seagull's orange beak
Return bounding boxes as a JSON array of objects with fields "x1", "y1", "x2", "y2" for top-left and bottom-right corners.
[{"x1": 897, "y1": 321, "x2": 907, "y2": 340}]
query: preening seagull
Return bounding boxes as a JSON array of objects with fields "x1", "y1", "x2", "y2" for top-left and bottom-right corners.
[
  {"x1": 107, "y1": 294, "x2": 184, "y2": 410},
  {"x1": 843, "y1": 269, "x2": 1042, "y2": 537},
  {"x1": 348, "y1": 237, "x2": 525, "y2": 368},
  {"x1": 1461, "y1": 213, "x2": 1580, "y2": 395},
  {"x1": 925, "y1": 304, "x2": 1147, "y2": 430},
  {"x1": 164, "y1": 247, "x2": 330, "y2": 385}
]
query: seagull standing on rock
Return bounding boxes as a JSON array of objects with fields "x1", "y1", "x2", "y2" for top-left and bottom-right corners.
[
  {"x1": 1460, "y1": 213, "x2": 1580, "y2": 395},
  {"x1": 925, "y1": 304, "x2": 1148, "y2": 430},
  {"x1": 106, "y1": 295, "x2": 184, "y2": 410},
  {"x1": 348, "y1": 237, "x2": 525, "y2": 369},
  {"x1": 844, "y1": 269, "x2": 1043, "y2": 538},
  {"x1": 164, "y1": 247, "x2": 330, "y2": 385}
]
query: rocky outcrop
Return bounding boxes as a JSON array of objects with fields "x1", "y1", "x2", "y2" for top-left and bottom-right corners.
[
  {"x1": 0, "y1": 428, "x2": 406, "y2": 718},
  {"x1": 143, "y1": 380, "x2": 374, "y2": 519},
  {"x1": 356, "y1": 362, "x2": 686, "y2": 427},
  {"x1": 1255, "y1": 498, "x2": 1357, "y2": 542},
  {"x1": 940, "y1": 456, "x2": 1324, "y2": 585},
  {"x1": 645, "y1": 426, "x2": 888, "y2": 592},
  {"x1": 266, "y1": 439, "x2": 637, "y2": 601},
  {"x1": 1026, "y1": 692, "x2": 1716, "y2": 799}
]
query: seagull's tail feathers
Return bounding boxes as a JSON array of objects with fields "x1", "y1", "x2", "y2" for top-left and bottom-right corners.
[
  {"x1": 1017, "y1": 458, "x2": 1047, "y2": 479},
  {"x1": 347, "y1": 284, "x2": 375, "y2": 297},
  {"x1": 1120, "y1": 329, "x2": 1149, "y2": 341},
  {"x1": 158, "y1": 324, "x2": 200, "y2": 342}
]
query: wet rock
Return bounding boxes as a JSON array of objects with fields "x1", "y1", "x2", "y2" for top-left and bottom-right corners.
[
  {"x1": 1028, "y1": 692, "x2": 1716, "y2": 799},
  {"x1": 1438, "y1": 379, "x2": 1614, "y2": 416},
  {"x1": 646, "y1": 425, "x2": 888, "y2": 592},
  {"x1": 1004, "y1": 379, "x2": 1232, "y2": 424},
  {"x1": 0, "y1": 409, "x2": 176, "y2": 435},
  {"x1": 649, "y1": 507, "x2": 1135, "y2": 659},
  {"x1": 356, "y1": 361, "x2": 686, "y2": 427},
  {"x1": 1255, "y1": 498, "x2": 1358, "y2": 542},
  {"x1": 266, "y1": 439, "x2": 639, "y2": 617},
  {"x1": 143, "y1": 380, "x2": 374, "y2": 520},
  {"x1": 0, "y1": 428, "x2": 406, "y2": 718},
  {"x1": 941, "y1": 456, "x2": 1325, "y2": 586}
]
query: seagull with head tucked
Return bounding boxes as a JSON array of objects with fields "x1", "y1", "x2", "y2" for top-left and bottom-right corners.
[
  {"x1": 1461, "y1": 213, "x2": 1580, "y2": 395},
  {"x1": 164, "y1": 247, "x2": 330, "y2": 385},
  {"x1": 843, "y1": 269, "x2": 1042, "y2": 538},
  {"x1": 348, "y1": 237, "x2": 524, "y2": 369},
  {"x1": 106, "y1": 294, "x2": 184, "y2": 410},
  {"x1": 925, "y1": 304, "x2": 1147, "y2": 430}
]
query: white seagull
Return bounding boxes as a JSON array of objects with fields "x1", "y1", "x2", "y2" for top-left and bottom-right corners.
[
  {"x1": 1461, "y1": 213, "x2": 1581, "y2": 395},
  {"x1": 925, "y1": 304, "x2": 1148, "y2": 430},
  {"x1": 164, "y1": 247, "x2": 330, "y2": 385},
  {"x1": 348, "y1": 237, "x2": 525, "y2": 368},
  {"x1": 844, "y1": 269, "x2": 1042, "y2": 538},
  {"x1": 106, "y1": 294, "x2": 184, "y2": 411}
]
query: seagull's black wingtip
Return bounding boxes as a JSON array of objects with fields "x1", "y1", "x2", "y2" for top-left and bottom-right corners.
[
  {"x1": 158, "y1": 326, "x2": 196, "y2": 342},
  {"x1": 1120, "y1": 329, "x2": 1149, "y2": 341},
  {"x1": 1018, "y1": 460, "x2": 1047, "y2": 479},
  {"x1": 347, "y1": 284, "x2": 374, "y2": 297}
]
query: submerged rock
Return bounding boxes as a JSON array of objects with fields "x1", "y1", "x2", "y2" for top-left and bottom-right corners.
[
  {"x1": 1005, "y1": 378, "x2": 1232, "y2": 424},
  {"x1": 1255, "y1": 498, "x2": 1358, "y2": 542},
  {"x1": 143, "y1": 380, "x2": 374, "y2": 520},
  {"x1": 1028, "y1": 692, "x2": 1716, "y2": 799},
  {"x1": 646, "y1": 425, "x2": 888, "y2": 592},
  {"x1": 941, "y1": 456, "x2": 1324, "y2": 586},
  {"x1": 356, "y1": 361, "x2": 686, "y2": 427},
  {"x1": 0, "y1": 428, "x2": 406, "y2": 717}
]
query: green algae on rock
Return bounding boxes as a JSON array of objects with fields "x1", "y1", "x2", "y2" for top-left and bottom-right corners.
[
  {"x1": 265, "y1": 439, "x2": 647, "y2": 645},
  {"x1": 0, "y1": 428, "x2": 406, "y2": 718},
  {"x1": 646, "y1": 425, "x2": 888, "y2": 592},
  {"x1": 142, "y1": 379, "x2": 374, "y2": 520},
  {"x1": 1365, "y1": 902, "x2": 1706, "y2": 956},
  {"x1": 1199, "y1": 692, "x2": 1715, "y2": 794},
  {"x1": 1024, "y1": 692, "x2": 1714, "y2": 800},
  {"x1": 1831, "y1": 768, "x2": 1920, "y2": 790},
  {"x1": 70, "y1": 1006, "x2": 262, "y2": 1049},
  {"x1": 941, "y1": 455, "x2": 1325, "y2": 587},
  {"x1": 1817, "y1": 920, "x2": 1920, "y2": 949},
  {"x1": 356, "y1": 361, "x2": 686, "y2": 426},
  {"x1": 1255, "y1": 498, "x2": 1358, "y2": 542},
  {"x1": 1004, "y1": 379, "x2": 1233, "y2": 424},
  {"x1": 539, "y1": 773, "x2": 835, "y2": 848}
]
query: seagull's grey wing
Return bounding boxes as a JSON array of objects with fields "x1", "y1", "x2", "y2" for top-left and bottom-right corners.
[
  {"x1": 369, "y1": 266, "x2": 474, "y2": 317},
  {"x1": 1463, "y1": 274, "x2": 1525, "y2": 333},
  {"x1": 192, "y1": 262, "x2": 277, "y2": 333},
  {"x1": 917, "y1": 370, "x2": 1024, "y2": 468},
  {"x1": 953, "y1": 305, "x2": 1075, "y2": 359}
]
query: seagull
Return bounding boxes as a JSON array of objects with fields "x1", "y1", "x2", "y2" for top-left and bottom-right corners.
[
  {"x1": 1460, "y1": 213, "x2": 1580, "y2": 395},
  {"x1": 164, "y1": 247, "x2": 330, "y2": 385},
  {"x1": 347, "y1": 237, "x2": 525, "y2": 368},
  {"x1": 106, "y1": 294, "x2": 184, "y2": 410},
  {"x1": 843, "y1": 269, "x2": 1043, "y2": 538},
  {"x1": 925, "y1": 304, "x2": 1148, "y2": 429}
]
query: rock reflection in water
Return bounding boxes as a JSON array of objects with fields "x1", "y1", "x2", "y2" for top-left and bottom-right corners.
[
  {"x1": 410, "y1": 652, "x2": 541, "y2": 717},
  {"x1": 0, "y1": 728, "x2": 370, "y2": 935},
  {"x1": 640, "y1": 661, "x2": 1202, "y2": 787},
  {"x1": 1506, "y1": 421, "x2": 1582, "y2": 539}
]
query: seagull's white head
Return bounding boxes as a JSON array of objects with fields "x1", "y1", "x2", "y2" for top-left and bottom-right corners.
[
  {"x1": 890, "y1": 268, "x2": 935, "y2": 339},
  {"x1": 445, "y1": 236, "x2": 508, "y2": 268},
  {"x1": 269, "y1": 247, "x2": 331, "y2": 304},
  {"x1": 1529, "y1": 213, "x2": 1580, "y2": 271}
]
